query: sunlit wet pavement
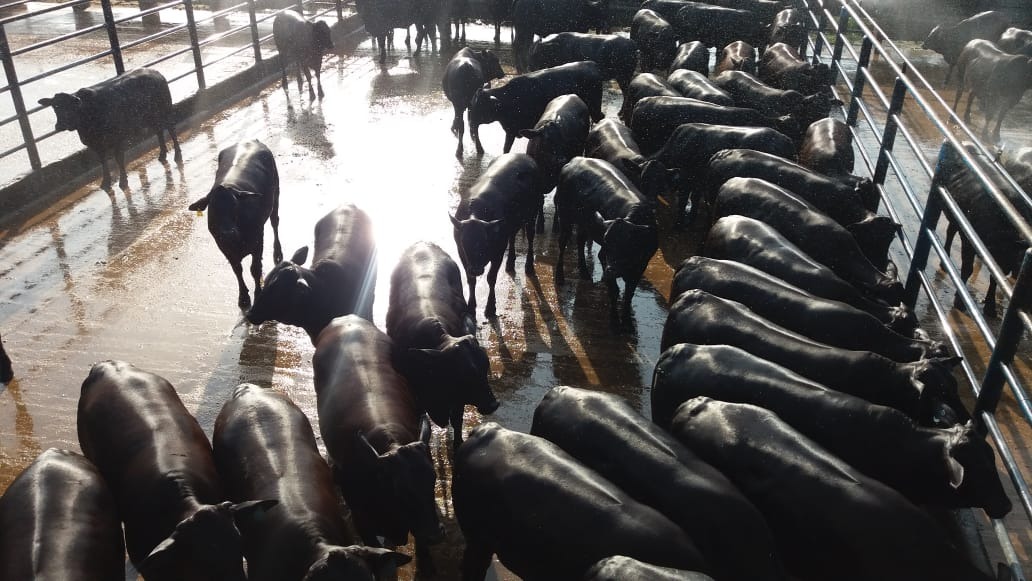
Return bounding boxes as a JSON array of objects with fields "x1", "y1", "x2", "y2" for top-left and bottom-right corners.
[{"x1": 3, "y1": 20, "x2": 1032, "y2": 578}]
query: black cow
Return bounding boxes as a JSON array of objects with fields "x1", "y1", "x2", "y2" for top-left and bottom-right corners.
[
  {"x1": 998, "y1": 27, "x2": 1032, "y2": 56},
  {"x1": 669, "y1": 41, "x2": 710, "y2": 76},
  {"x1": 188, "y1": 140, "x2": 282, "y2": 310},
  {"x1": 759, "y1": 42, "x2": 835, "y2": 95},
  {"x1": 712, "y1": 70, "x2": 836, "y2": 130},
  {"x1": 511, "y1": 0, "x2": 609, "y2": 72},
  {"x1": 0, "y1": 449, "x2": 125, "y2": 581},
  {"x1": 355, "y1": 0, "x2": 438, "y2": 64},
  {"x1": 555, "y1": 157, "x2": 659, "y2": 323},
  {"x1": 939, "y1": 141, "x2": 1032, "y2": 316},
  {"x1": 714, "y1": 40, "x2": 757, "y2": 75},
  {"x1": 468, "y1": 61, "x2": 605, "y2": 154},
  {"x1": 451, "y1": 153, "x2": 547, "y2": 317},
  {"x1": 675, "y1": 1, "x2": 766, "y2": 49},
  {"x1": 312, "y1": 316, "x2": 443, "y2": 574},
  {"x1": 0, "y1": 331, "x2": 10, "y2": 383},
  {"x1": 623, "y1": 73, "x2": 681, "y2": 123},
  {"x1": 38, "y1": 68, "x2": 182, "y2": 190},
  {"x1": 585, "y1": 556, "x2": 715, "y2": 581},
  {"x1": 651, "y1": 124, "x2": 796, "y2": 227},
  {"x1": 712, "y1": 177, "x2": 901, "y2": 301},
  {"x1": 629, "y1": 95, "x2": 798, "y2": 154},
  {"x1": 273, "y1": 11, "x2": 333, "y2": 100},
  {"x1": 662, "y1": 290, "x2": 967, "y2": 427},
  {"x1": 212, "y1": 384, "x2": 411, "y2": 581},
  {"x1": 671, "y1": 256, "x2": 947, "y2": 362},
  {"x1": 705, "y1": 149, "x2": 891, "y2": 263},
  {"x1": 703, "y1": 215, "x2": 921, "y2": 335},
  {"x1": 666, "y1": 69, "x2": 734, "y2": 106},
  {"x1": 584, "y1": 118, "x2": 673, "y2": 200},
  {"x1": 922, "y1": 10, "x2": 1011, "y2": 86},
  {"x1": 247, "y1": 204, "x2": 377, "y2": 340},
  {"x1": 386, "y1": 242, "x2": 499, "y2": 449},
  {"x1": 798, "y1": 116, "x2": 855, "y2": 177},
  {"x1": 668, "y1": 398, "x2": 996, "y2": 581},
  {"x1": 768, "y1": 8, "x2": 806, "y2": 55},
  {"x1": 952, "y1": 39, "x2": 1032, "y2": 141},
  {"x1": 653, "y1": 343, "x2": 1012, "y2": 518},
  {"x1": 531, "y1": 386, "x2": 786, "y2": 581},
  {"x1": 77, "y1": 360, "x2": 275, "y2": 581},
  {"x1": 630, "y1": 9, "x2": 678, "y2": 72},
  {"x1": 529, "y1": 32, "x2": 638, "y2": 100},
  {"x1": 521, "y1": 95, "x2": 592, "y2": 190},
  {"x1": 639, "y1": 0, "x2": 695, "y2": 27},
  {"x1": 443, "y1": 47, "x2": 505, "y2": 158},
  {"x1": 453, "y1": 423, "x2": 712, "y2": 580}
]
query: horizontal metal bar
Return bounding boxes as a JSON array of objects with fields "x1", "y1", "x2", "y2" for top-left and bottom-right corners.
[
  {"x1": 198, "y1": 41, "x2": 255, "y2": 68},
  {"x1": 8, "y1": 22, "x2": 108, "y2": 57},
  {"x1": 118, "y1": 22, "x2": 191, "y2": 52},
  {"x1": 138, "y1": 44, "x2": 194, "y2": 69},
  {"x1": 14, "y1": 49, "x2": 113, "y2": 87},
  {"x1": 109, "y1": 0, "x2": 184, "y2": 25},
  {"x1": 0, "y1": 0, "x2": 90, "y2": 27}
]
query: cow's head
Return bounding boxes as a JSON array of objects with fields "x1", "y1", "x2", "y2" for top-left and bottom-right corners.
[
  {"x1": 923, "y1": 24, "x2": 945, "y2": 52},
  {"x1": 137, "y1": 500, "x2": 277, "y2": 581},
  {"x1": 246, "y1": 246, "x2": 313, "y2": 327},
  {"x1": 407, "y1": 334, "x2": 498, "y2": 423},
  {"x1": 450, "y1": 214, "x2": 505, "y2": 277},
  {"x1": 303, "y1": 546, "x2": 411, "y2": 581},
  {"x1": 205, "y1": 186, "x2": 263, "y2": 252},
  {"x1": 477, "y1": 49, "x2": 505, "y2": 81},
  {"x1": 528, "y1": 39, "x2": 556, "y2": 71},
  {"x1": 846, "y1": 216, "x2": 899, "y2": 269},
  {"x1": 909, "y1": 355, "x2": 968, "y2": 428},
  {"x1": 938, "y1": 421, "x2": 1012, "y2": 518},
  {"x1": 636, "y1": 159, "x2": 678, "y2": 201},
  {"x1": 312, "y1": 20, "x2": 334, "y2": 54},
  {"x1": 355, "y1": 416, "x2": 443, "y2": 547},
  {"x1": 582, "y1": 0, "x2": 610, "y2": 33},
  {"x1": 601, "y1": 217, "x2": 658, "y2": 279},
  {"x1": 38, "y1": 92, "x2": 83, "y2": 132},
  {"x1": 468, "y1": 87, "x2": 502, "y2": 130}
]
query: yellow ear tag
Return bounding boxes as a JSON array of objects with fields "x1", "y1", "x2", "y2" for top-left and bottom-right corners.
[{"x1": 196, "y1": 210, "x2": 203, "y2": 217}]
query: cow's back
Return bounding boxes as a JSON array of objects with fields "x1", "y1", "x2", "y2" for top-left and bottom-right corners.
[{"x1": 386, "y1": 241, "x2": 469, "y2": 347}]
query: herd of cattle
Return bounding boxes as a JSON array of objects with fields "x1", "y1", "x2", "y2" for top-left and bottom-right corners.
[{"x1": 2, "y1": 0, "x2": 1032, "y2": 579}]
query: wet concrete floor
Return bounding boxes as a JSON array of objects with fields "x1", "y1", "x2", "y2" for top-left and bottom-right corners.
[{"x1": 1, "y1": 20, "x2": 1031, "y2": 579}]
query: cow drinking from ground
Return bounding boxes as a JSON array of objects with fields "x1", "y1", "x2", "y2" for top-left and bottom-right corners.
[
  {"x1": 247, "y1": 204, "x2": 377, "y2": 340},
  {"x1": 386, "y1": 242, "x2": 499, "y2": 449},
  {"x1": 213, "y1": 384, "x2": 411, "y2": 581},
  {"x1": 189, "y1": 139, "x2": 282, "y2": 311},
  {"x1": 273, "y1": 11, "x2": 334, "y2": 101},
  {"x1": 39, "y1": 68, "x2": 182, "y2": 190},
  {"x1": 313, "y1": 315, "x2": 444, "y2": 575},
  {"x1": 77, "y1": 360, "x2": 275, "y2": 581}
]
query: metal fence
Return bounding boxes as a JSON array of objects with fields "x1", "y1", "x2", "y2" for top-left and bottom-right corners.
[
  {"x1": 806, "y1": 0, "x2": 1032, "y2": 577},
  {"x1": 0, "y1": 0, "x2": 350, "y2": 190}
]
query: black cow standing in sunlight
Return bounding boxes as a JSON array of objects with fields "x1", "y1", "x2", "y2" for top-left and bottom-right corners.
[{"x1": 189, "y1": 140, "x2": 283, "y2": 311}]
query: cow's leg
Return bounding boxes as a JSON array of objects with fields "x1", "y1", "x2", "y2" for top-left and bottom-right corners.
[
  {"x1": 963, "y1": 89, "x2": 977, "y2": 123},
  {"x1": 493, "y1": 21, "x2": 500, "y2": 46},
  {"x1": 314, "y1": 66, "x2": 325, "y2": 100},
  {"x1": 169, "y1": 125, "x2": 183, "y2": 163},
  {"x1": 449, "y1": 403, "x2": 465, "y2": 451},
  {"x1": 250, "y1": 244, "x2": 264, "y2": 300},
  {"x1": 505, "y1": 231, "x2": 517, "y2": 274},
  {"x1": 524, "y1": 219, "x2": 536, "y2": 274},
  {"x1": 113, "y1": 149, "x2": 129, "y2": 189},
  {"x1": 466, "y1": 272, "x2": 478, "y2": 314},
  {"x1": 296, "y1": 62, "x2": 305, "y2": 94},
  {"x1": 943, "y1": 64, "x2": 954, "y2": 88},
  {"x1": 555, "y1": 220, "x2": 571, "y2": 284},
  {"x1": 98, "y1": 154, "x2": 112, "y2": 190},
  {"x1": 485, "y1": 258, "x2": 502, "y2": 316},
  {"x1": 231, "y1": 259, "x2": 251, "y2": 310},
  {"x1": 379, "y1": 37, "x2": 388, "y2": 64},
  {"x1": 621, "y1": 266, "x2": 647, "y2": 324},
  {"x1": 603, "y1": 270, "x2": 620, "y2": 321},
  {"x1": 984, "y1": 276, "x2": 999, "y2": 318},
  {"x1": 156, "y1": 129, "x2": 169, "y2": 162},
  {"x1": 535, "y1": 195, "x2": 545, "y2": 233},
  {"x1": 954, "y1": 238, "x2": 976, "y2": 312},
  {"x1": 941, "y1": 220, "x2": 958, "y2": 271},
  {"x1": 502, "y1": 132, "x2": 516, "y2": 153},
  {"x1": 469, "y1": 113, "x2": 484, "y2": 155},
  {"x1": 461, "y1": 540, "x2": 494, "y2": 581},
  {"x1": 270, "y1": 189, "x2": 283, "y2": 263},
  {"x1": 452, "y1": 103, "x2": 465, "y2": 158},
  {"x1": 577, "y1": 229, "x2": 591, "y2": 279},
  {"x1": 279, "y1": 63, "x2": 289, "y2": 94},
  {"x1": 952, "y1": 85, "x2": 965, "y2": 113}
]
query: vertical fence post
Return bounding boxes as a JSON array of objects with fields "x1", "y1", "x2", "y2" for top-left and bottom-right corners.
[
  {"x1": 335, "y1": 0, "x2": 343, "y2": 22},
  {"x1": 872, "y1": 75, "x2": 909, "y2": 189},
  {"x1": 830, "y1": 6, "x2": 850, "y2": 66},
  {"x1": 296, "y1": 0, "x2": 304, "y2": 14},
  {"x1": 247, "y1": 0, "x2": 262, "y2": 65},
  {"x1": 0, "y1": 24, "x2": 41, "y2": 171},
  {"x1": 183, "y1": 0, "x2": 206, "y2": 90},
  {"x1": 100, "y1": 0, "x2": 125, "y2": 75},
  {"x1": 974, "y1": 249, "x2": 1032, "y2": 426},
  {"x1": 845, "y1": 36, "x2": 872, "y2": 126},
  {"x1": 902, "y1": 143, "x2": 949, "y2": 307}
]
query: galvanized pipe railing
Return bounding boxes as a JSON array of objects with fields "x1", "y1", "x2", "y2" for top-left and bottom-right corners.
[{"x1": 806, "y1": 1, "x2": 1032, "y2": 577}]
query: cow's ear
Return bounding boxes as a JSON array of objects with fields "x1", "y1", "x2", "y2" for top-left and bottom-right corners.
[
  {"x1": 138, "y1": 536, "x2": 177, "y2": 573},
  {"x1": 936, "y1": 355, "x2": 964, "y2": 369},
  {"x1": 38, "y1": 97, "x2": 52, "y2": 107},
  {"x1": 518, "y1": 128, "x2": 541, "y2": 139},
  {"x1": 290, "y1": 246, "x2": 309, "y2": 265},
  {"x1": 945, "y1": 444, "x2": 966, "y2": 489},
  {"x1": 230, "y1": 499, "x2": 278, "y2": 527},
  {"x1": 356, "y1": 431, "x2": 381, "y2": 464},
  {"x1": 449, "y1": 213, "x2": 462, "y2": 229},
  {"x1": 350, "y1": 546, "x2": 413, "y2": 569},
  {"x1": 418, "y1": 414, "x2": 432, "y2": 445}
]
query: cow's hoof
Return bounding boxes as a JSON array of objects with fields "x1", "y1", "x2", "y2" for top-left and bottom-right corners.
[
  {"x1": 455, "y1": 147, "x2": 463, "y2": 159},
  {"x1": 239, "y1": 297, "x2": 252, "y2": 311},
  {"x1": 505, "y1": 262, "x2": 516, "y2": 274},
  {"x1": 118, "y1": 176, "x2": 129, "y2": 190},
  {"x1": 158, "y1": 152, "x2": 167, "y2": 163}
]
